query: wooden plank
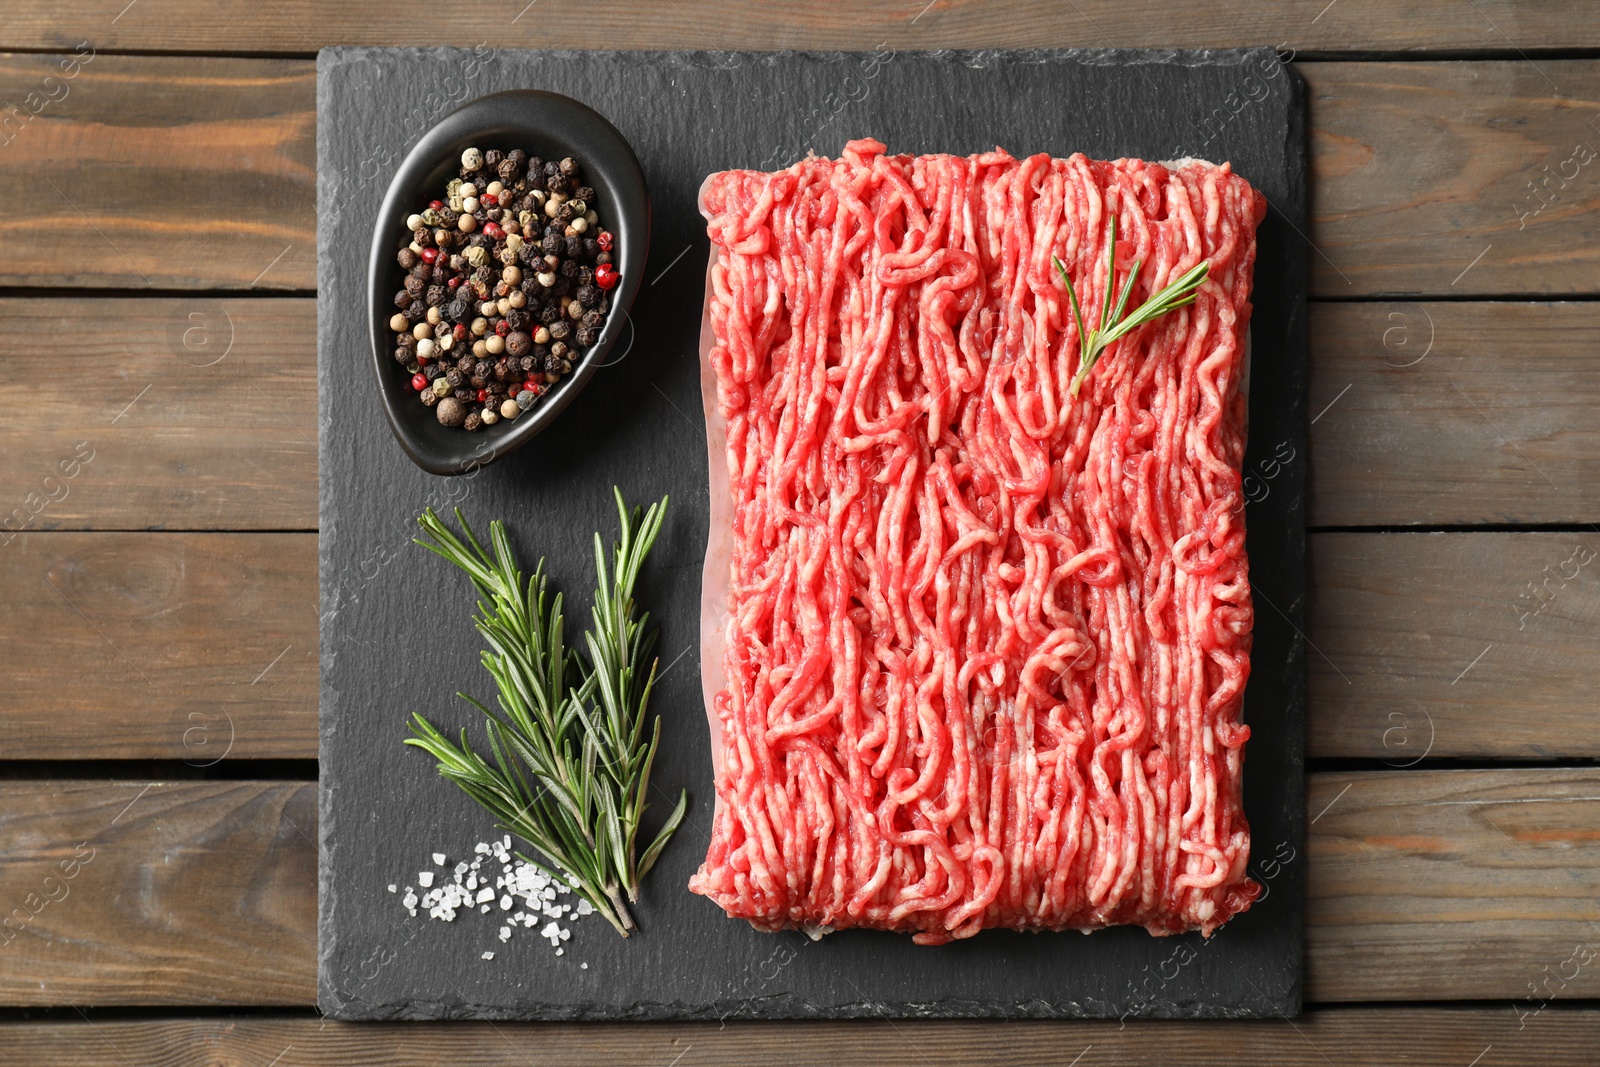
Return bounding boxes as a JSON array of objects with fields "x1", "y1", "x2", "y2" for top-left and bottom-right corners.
[
  {"x1": 1, "y1": 1009, "x2": 1598, "y2": 1066},
  {"x1": 1309, "y1": 302, "x2": 1600, "y2": 526},
  {"x1": 3, "y1": 300, "x2": 1596, "y2": 534},
  {"x1": 0, "y1": 780, "x2": 314, "y2": 1006},
  {"x1": 0, "y1": 533, "x2": 316, "y2": 760},
  {"x1": 1309, "y1": 533, "x2": 1600, "y2": 760},
  {"x1": 2, "y1": 771, "x2": 1596, "y2": 1006},
  {"x1": 1, "y1": 1, "x2": 1591, "y2": 55},
  {"x1": 5, "y1": 527, "x2": 1592, "y2": 761},
  {"x1": 0, "y1": 298, "x2": 315, "y2": 532},
  {"x1": 1305, "y1": 62, "x2": 1600, "y2": 296},
  {"x1": 0, "y1": 53, "x2": 314, "y2": 289},
  {"x1": 1307, "y1": 770, "x2": 1600, "y2": 1003},
  {"x1": 5, "y1": 54, "x2": 1600, "y2": 296}
]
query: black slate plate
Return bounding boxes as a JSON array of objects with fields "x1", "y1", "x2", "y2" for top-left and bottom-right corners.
[
  {"x1": 368, "y1": 89, "x2": 650, "y2": 475},
  {"x1": 318, "y1": 47, "x2": 1306, "y2": 1021}
]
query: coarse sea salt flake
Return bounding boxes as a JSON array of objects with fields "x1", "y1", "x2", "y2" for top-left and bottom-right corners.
[
  {"x1": 482, "y1": 951, "x2": 494, "y2": 960},
  {"x1": 476, "y1": 888, "x2": 496, "y2": 904},
  {"x1": 387, "y1": 884, "x2": 397, "y2": 893},
  {"x1": 418, "y1": 872, "x2": 435, "y2": 888},
  {"x1": 432, "y1": 853, "x2": 447, "y2": 866}
]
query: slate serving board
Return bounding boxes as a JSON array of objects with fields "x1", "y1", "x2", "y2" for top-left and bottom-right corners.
[{"x1": 318, "y1": 46, "x2": 1306, "y2": 1021}]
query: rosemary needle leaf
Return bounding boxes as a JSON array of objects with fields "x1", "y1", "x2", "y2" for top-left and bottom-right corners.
[
  {"x1": 1055, "y1": 214, "x2": 1212, "y2": 398},
  {"x1": 404, "y1": 491, "x2": 685, "y2": 938}
]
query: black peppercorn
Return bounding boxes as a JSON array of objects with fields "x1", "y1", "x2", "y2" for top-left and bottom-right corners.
[
  {"x1": 445, "y1": 369, "x2": 464, "y2": 389},
  {"x1": 494, "y1": 359, "x2": 512, "y2": 381},
  {"x1": 506, "y1": 330, "x2": 531, "y2": 357},
  {"x1": 497, "y1": 157, "x2": 519, "y2": 183},
  {"x1": 539, "y1": 304, "x2": 560, "y2": 325},
  {"x1": 472, "y1": 265, "x2": 494, "y2": 286},
  {"x1": 404, "y1": 274, "x2": 425, "y2": 298},
  {"x1": 505, "y1": 309, "x2": 527, "y2": 331},
  {"x1": 446, "y1": 299, "x2": 469, "y2": 322},
  {"x1": 464, "y1": 411, "x2": 483, "y2": 432},
  {"x1": 596, "y1": 252, "x2": 612, "y2": 265},
  {"x1": 484, "y1": 149, "x2": 503, "y2": 170},
  {"x1": 454, "y1": 387, "x2": 475, "y2": 403},
  {"x1": 559, "y1": 157, "x2": 578, "y2": 177},
  {"x1": 540, "y1": 351, "x2": 561, "y2": 374},
  {"x1": 397, "y1": 248, "x2": 418, "y2": 269},
  {"x1": 582, "y1": 238, "x2": 599, "y2": 260},
  {"x1": 440, "y1": 206, "x2": 459, "y2": 227},
  {"x1": 520, "y1": 355, "x2": 539, "y2": 375},
  {"x1": 576, "y1": 326, "x2": 598, "y2": 346},
  {"x1": 420, "y1": 388, "x2": 439, "y2": 408},
  {"x1": 581, "y1": 309, "x2": 602, "y2": 328},
  {"x1": 426, "y1": 284, "x2": 447, "y2": 306},
  {"x1": 565, "y1": 235, "x2": 583, "y2": 259},
  {"x1": 577, "y1": 266, "x2": 594, "y2": 286},
  {"x1": 432, "y1": 264, "x2": 449, "y2": 285},
  {"x1": 575, "y1": 284, "x2": 599, "y2": 307},
  {"x1": 424, "y1": 363, "x2": 445, "y2": 381},
  {"x1": 540, "y1": 233, "x2": 562, "y2": 255},
  {"x1": 574, "y1": 185, "x2": 594, "y2": 203},
  {"x1": 549, "y1": 320, "x2": 571, "y2": 341},
  {"x1": 559, "y1": 259, "x2": 579, "y2": 279},
  {"x1": 394, "y1": 288, "x2": 412, "y2": 309},
  {"x1": 405, "y1": 300, "x2": 426, "y2": 323},
  {"x1": 546, "y1": 173, "x2": 568, "y2": 195},
  {"x1": 393, "y1": 347, "x2": 411, "y2": 364}
]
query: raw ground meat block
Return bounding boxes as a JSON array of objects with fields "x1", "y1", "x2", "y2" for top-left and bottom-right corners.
[{"x1": 692, "y1": 139, "x2": 1266, "y2": 945}]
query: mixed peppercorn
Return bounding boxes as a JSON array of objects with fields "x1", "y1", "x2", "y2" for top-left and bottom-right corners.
[{"x1": 389, "y1": 146, "x2": 619, "y2": 432}]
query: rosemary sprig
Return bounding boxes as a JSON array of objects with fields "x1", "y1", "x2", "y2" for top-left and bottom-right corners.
[
  {"x1": 404, "y1": 489, "x2": 688, "y2": 937},
  {"x1": 1051, "y1": 215, "x2": 1210, "y2": 398}
]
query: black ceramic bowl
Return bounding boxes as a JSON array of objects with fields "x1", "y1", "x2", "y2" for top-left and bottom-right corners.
[{"x1": 369, "y1": 90, "x2": 649, "y2": 476}]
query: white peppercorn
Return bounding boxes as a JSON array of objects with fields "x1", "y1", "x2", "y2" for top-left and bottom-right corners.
[
  {"x1": 500, "y1": 399, "x2": 520, "y2": 419},
  {"x1": 412, "y1": 322, "x2": 432, "y2": 340},
  {"x1": 470, "y1": 316, "x2": 489, "y2": 337},
  {"x1": 480, "y1": 407, "x2": 499, "y2": 426},
  {"x1": 570, "y1": 217, "x2": 588, "y2": 234},
  {"x1": 389, "y1": 312, "x2": 409, "y2": 333},
  {"x1": 496, "y1": 297, "x2": 512, "y2": 316},
  {"x1": 458, "y1": 214, "x2": 477, "y2": 233},
  {"x1": 417, "y1": 338, "x2": 437, "y2": 360},
  {"x1": 485, "y1": 334, "x2": 505, "y2": 355},
  {"x1": 461, "y1": 148, "x2": 483, "y2": 171},
  {"x1": 534, "y1": 325, "x2": 550, "y2": 345},
  {"x1": 509, "y1": 290, "x2": 527, "y2": 308}
]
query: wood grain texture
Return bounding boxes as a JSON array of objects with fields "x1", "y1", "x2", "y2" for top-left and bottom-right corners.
[
  {"x1": 0, "y1": 53, "x2": 314, "y2": 289},
  {"x1": 7, "y1": 530, "x2": 1586, "y2": 761},
  {"x1": 0, "y1": 0, "x2": 1587, "y2": 54},
  {"x1": 1305, "y1": 62, "x2": 1600, "y2": 297},
  {"x1": 1306, "y1": 769, "x2": 1600, "y2": 1003},
  {"x1": 3, "y1": 772, "x2": 1597, "y2": 1006},
  {"x1": 0, "y1": 533, "x2": 316, "y2": 760},
  {"x1": 1, "y1": 1009, "x2": 1598, "y2": 1067},
  {"x1": 6, "y1": 53, "x2": 1600, "y2": 296},
  {"x1": 0, "y1": 780, "x2": 314, "y2": 1006},
  {"x1": 5, "y1": 300, "x2": 1597, "y2": 533},
  {"x1": 0, "y1": 298, "x2": 315, "y2": 532},
  {"x1": 1309, "y1": 533, "x2": 1600, "y2": 760},
  {"x1": 1309, "y1": 302, "x2": 1600, "y2": 526}
]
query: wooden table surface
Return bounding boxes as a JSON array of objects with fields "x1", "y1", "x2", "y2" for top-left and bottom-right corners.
[{"x1": 1, "y1": 3, "x2": 1597, "y2": 1063}]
